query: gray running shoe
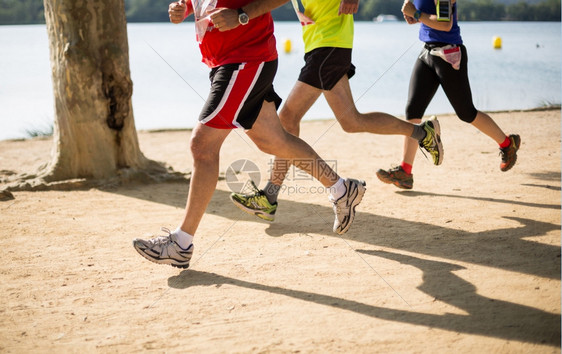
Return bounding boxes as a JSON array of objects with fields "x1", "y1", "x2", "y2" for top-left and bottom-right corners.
[
  {"x1": 330, "y1": 178, "x2": 366, "y2": 235},
  {"x1": 419, "y1": 116, "x2": 444, "y2": 166},
  {"x1": 133, "y1": 228, "x2": 193, "y2": 269}
]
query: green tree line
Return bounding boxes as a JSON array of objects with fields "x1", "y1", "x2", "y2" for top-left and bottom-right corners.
[
  {"x1": 357, "y1": 0, "x2": 560, "y2": 21},
  {"x1": 0, "y1": 0, "x2": 559, "y2": 25}
]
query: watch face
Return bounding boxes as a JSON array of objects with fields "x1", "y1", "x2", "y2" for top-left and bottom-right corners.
[{"x1": 239, "y1": 13, "x2": 249, "y2": 25}]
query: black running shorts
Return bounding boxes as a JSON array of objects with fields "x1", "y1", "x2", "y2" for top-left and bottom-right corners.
[{"x1": 298, "y1": 47, "x2": 356, "y2": 91}]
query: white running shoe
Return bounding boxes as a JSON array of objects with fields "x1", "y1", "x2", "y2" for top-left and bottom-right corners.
[
  {"x1": 133, "y1": 228, "x2": 193, "y2": 269},
  {"x1": 330, "y1": 178, "x2": 366, "y2": 235}
]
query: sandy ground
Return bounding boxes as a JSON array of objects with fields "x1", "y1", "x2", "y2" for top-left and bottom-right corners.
[{"x1": 0, "y1": 109, "x2": 560, "y2": 353}]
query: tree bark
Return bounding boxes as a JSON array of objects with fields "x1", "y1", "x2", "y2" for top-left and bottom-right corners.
[{"x1": 40, "y1": 0, "x2": 153, "y2": 181}]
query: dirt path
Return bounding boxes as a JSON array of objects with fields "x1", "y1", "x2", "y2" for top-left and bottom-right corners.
[{"x1": 0, "y1": 110, "x2": 560, "y2": 353}]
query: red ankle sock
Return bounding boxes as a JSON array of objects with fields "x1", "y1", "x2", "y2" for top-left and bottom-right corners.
[
  {"x1": 401, "y1": 162, "x2": 413, "y2": 175},
  {"x1": 499, "y1": 136, "x2": 511, "y2": 148}
]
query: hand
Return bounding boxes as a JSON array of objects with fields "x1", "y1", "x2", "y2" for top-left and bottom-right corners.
[
  {"x1": 169, "y1": 0, "x2": 187, "y2": 24},
  {"x1": 208, "y1": 7, "x2": 240, "y2": 32},
  {"x1": 401, "y1": 0, "x2": 416, "y2": 18},
  {"x1": 403, "y1": 14, "x2": 417, "y2": 24},
  {"x1": 338, "y1": 0, "x2": 359, "y2": 15}
]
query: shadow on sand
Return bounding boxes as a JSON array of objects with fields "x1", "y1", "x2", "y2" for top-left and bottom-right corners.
[{"x1": 112, "y1": 176, "x2": 560, "y2": 346}]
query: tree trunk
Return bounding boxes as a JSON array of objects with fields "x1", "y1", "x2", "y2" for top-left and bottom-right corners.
[
  {"x1": 0, "y1": 0, "x2": 187, "y2": 194},
  {"x1": 41, "y1": 0, "x2": 150, "y2": 181}
]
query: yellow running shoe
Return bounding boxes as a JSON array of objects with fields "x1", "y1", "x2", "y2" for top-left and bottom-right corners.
[
  {"x1": 230, "y1": 180, "x2": 277, "y2": 221},
  {"x1": 419, "y1": 116, "x2": 444, "y2": 166}
]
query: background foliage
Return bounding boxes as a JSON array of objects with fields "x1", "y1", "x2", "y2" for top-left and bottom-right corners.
[{"x1": 0, "y1": 0, "x2": 559, "y2": 25}]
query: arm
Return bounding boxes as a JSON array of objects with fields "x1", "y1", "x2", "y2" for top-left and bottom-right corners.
[
  {"x1": 339, "y1": 0, "x2": 359, "y2": 15},
  {"x1": 209, "y1": 0, "x2": 289, "y2": 32},
  {"x1": 401, "y1": 0, "x2": 454, "y2": 32},
  {"x1": 243, "y1": 0, "x2": 290, "y2": 18},
  {"x1": 169, "y1": 0, "x2": 194, "y2": 24}
]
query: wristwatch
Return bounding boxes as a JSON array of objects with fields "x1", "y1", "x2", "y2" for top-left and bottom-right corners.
[
  {"x1": 413, "y1": 9, "x2": 422, "y2": 20},
  {"x1": 237, "y1": 8, "x2": 249, "y2": 25}
]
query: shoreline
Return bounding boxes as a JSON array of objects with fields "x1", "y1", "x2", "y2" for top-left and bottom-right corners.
[{"x1": 3, "y1": 106, "x2": 560, "y2": 143}]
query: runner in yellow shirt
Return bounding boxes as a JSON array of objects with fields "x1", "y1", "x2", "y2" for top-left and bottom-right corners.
[
  {"x1": 229, "y1": 0, "x2": 444, "y2": 222},
  {"x1": 301, "y1": 0, "x2": 354, "y2": 51}
]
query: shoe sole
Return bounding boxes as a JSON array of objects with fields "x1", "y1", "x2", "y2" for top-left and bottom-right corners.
[
  {"x1": 429, "y1": 118, "x2": 444, "y2": 166},
  {"x1": 500, "y1": 135, "x2": 521, "y2": 172},
  {"x1": 375, "y1": 171, "x2": 413, "y2": 190},
  {"x1": 229, "y1": 194, "x2": 275, "y2": 222},
  {"x1": 132, "y1": 241, "x2": 192, "y2": 269},
  {"x1": 335, "y1": 180, "x2": 366, "y2": 235}
]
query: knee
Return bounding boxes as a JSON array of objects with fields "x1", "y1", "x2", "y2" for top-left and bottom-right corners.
[
  {"x1": 279, "y1": 110, "x2": 302, "y2": 136},
  {"x1": 457, "y1": 109, "x2": 478, "y2": 123},
  {"x1": 335, "y1": 110, "x2": 362, "y2": 133},
  {"x1": 252, "y1": 134, "x2": 278, "y2": 156},
  {"x1": 405, "y1": 106, "x2": 421, "y2": 121},
  {"x1": 190, "y1": 136, "x2": 218, "y2": 163},
  {"x1": 339, "y1": 118, "x2": 360, "y2": 133}
]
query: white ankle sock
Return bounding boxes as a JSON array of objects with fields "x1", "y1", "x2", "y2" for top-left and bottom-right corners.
[
  {"x1": 329, "y1": 178, "x2": 346, "y2": 201},
  {"x1": 173, "y1": 227, "x2": 193, "y2": 249}
]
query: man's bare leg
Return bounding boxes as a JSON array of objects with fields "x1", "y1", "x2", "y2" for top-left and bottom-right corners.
[
  {"x1": 324, "y1": 75, "x2": 417, "y2": 136},
  {"x1": 179, "y1": 123, "x2": 231, "y2": 236},
  {"x1": 246, "y1": 101, "x2": 366, "y2": 234},
  {"x1": 269, "y1": 76, "x2": 431, "y2": 189},
  {"x1": 268, "y1": 81, "x2": 322, "y2": 187},
  {"x1": 133, "y1": 123, "x2": 231, "y2": 268},
  {"x1": 247, "y1": 101, "x2": 339, "y2": 188}
]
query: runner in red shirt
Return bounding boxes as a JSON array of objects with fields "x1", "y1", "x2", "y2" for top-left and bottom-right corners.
[
  {"x1": 187, "y1": 0, "x2": 277, "y2": 67},
  {"x1": 133, "y1": 0, "x2": 367, "y2": 269}
]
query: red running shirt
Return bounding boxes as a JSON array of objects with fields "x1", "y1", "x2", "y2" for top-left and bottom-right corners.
[{"x1": 185, "y1": 0, "x2": 278, "y2": 68}]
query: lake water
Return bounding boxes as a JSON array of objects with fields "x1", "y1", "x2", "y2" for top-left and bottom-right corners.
[{"x1": 0, "y1": 21, "x2": 560, "y2": 141}]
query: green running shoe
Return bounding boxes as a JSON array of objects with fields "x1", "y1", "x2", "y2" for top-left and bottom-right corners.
[
  {"x1": 419, "y1": 116, "x2": 443, "y2": 166},
  {"x1": 230, "y1": 180, "x2": 277, "y2": 221}
]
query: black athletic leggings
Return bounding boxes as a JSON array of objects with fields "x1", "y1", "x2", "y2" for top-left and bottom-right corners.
[{"x1": 405, "y1": 44, "x2": 478, "y2": 123}]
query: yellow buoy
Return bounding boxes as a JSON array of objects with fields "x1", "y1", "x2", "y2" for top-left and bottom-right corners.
[
  {"x1": 283, "y1": 38, "x2": 292, "y2": 54},
  {"x1": 492, "y1": 36, "x2": 502, "y2": 49}
]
